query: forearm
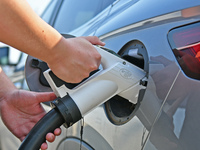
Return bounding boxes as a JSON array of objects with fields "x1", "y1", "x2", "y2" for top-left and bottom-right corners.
[{"x1": 0, "y1": 0, "x2": 62, "y2": 63}]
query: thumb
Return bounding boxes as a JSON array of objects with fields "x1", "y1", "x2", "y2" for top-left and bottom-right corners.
[{"x1": 81, "y1": 36, "x2": 105, "y2": 46}]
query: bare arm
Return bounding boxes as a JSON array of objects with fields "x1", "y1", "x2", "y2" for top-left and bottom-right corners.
[
  {"x1": 0, "y1": 0, "x2": 61, "y2": 60},
  {"x1": 0, "y1": 0, "x2": 105, "y2": 83}
]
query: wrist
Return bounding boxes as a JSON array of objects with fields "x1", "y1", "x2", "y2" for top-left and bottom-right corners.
[{"x1": 44, "y1": 36, "x2": 69, "y2": 66}]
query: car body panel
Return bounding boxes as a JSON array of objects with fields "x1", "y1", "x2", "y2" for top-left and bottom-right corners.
[{"x1": 26, "y1": 0, "x2": 200, "y2": 149}]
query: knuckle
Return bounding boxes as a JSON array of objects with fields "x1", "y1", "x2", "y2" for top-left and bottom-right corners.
[
  {"x1": 95, "y1": 53, "x2": 101, "y2": 60},
  {"x1": 83, "y1": 71, "x2": 90, "y2": 78},
  {"x1": 93, "y1": 36, "x2": 98, "y2": 41},
  {"x1": 73, "y1": 78, "x2": 82, "y2": 83},
  {"x1": 89, "y1": 64, "x2": 98, "y2": 71}
]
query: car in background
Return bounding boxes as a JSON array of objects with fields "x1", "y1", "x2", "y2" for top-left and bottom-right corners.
[{"x1": 24, "y1": 0, "x2": 200, "y2": 150}]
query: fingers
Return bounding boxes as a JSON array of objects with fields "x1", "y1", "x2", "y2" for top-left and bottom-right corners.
[
  {"x1": 81, "y1": 36, "x2": 105, "y2": 46},
  {"x1": 46, "y1": 133, "x2": 55, "y2": 143},
  {"x1": 19, "y1": 136, "x2": 26, "y2": 142},
  {"x1": 46, "y1": 36, "x2": 104, "y2": 83},
  {"x1": 41, "y1": 142, "x2": 48, "y2": 150},
  {"x1": 45, "y1": 128, "x2": 61, "y2": 143},
  {"x1": 46, "y1": 128, "x2": 61, "y2": 143},
  {"x1": 40, "y1": 128, "x2": 61, "y2": 150},
  {"x1": 35, "y1": 92, "x2": 57, "y2": 103},
  {"x1": 54, "y1": 128, "x2": 62, "y2": 136}
]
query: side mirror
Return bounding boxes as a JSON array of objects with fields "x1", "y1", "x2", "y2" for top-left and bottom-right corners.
[
  {"x1": 0, "y1": 46, "x2": 22, "y2": 66},
  {"x1": 0, "y1": 47, "x2": 9, "y2": 65}
]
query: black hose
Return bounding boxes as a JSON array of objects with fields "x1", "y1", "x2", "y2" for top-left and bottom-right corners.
[
  {"x1": 18, "y1": 95, "x2": 82, "y2": 150},
  {"x1": 18, "y1": 108, "x2": 64, "y2": 150}
]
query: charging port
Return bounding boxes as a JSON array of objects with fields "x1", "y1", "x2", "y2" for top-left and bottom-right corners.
[{"x1": 104, "y1": 40, "x2": 148, "y2": 125}]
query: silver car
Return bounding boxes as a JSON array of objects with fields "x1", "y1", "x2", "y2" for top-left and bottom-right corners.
[{"x1": 22, "y1": 0, "x2": 200, "y2": 150}]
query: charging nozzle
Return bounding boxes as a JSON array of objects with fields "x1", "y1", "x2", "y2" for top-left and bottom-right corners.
[{"x1": 19, "y1": 46, "x2": 147, "y2": 150}]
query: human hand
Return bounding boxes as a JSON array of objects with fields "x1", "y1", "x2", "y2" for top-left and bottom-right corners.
[
  {"x1": 0, "y1": 90, "x2": 60, "y2": 150},
  {"x1": 46, "y1": 36, "x2": 105, "y2": 83}
]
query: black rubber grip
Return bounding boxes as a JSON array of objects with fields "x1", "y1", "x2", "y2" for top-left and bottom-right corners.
[{"x1": 18, "y1": 108, "x2": 64, "y2": 150}]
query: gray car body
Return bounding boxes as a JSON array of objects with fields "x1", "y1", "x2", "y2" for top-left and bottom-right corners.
[{"x1": 39, "y1": 0, "x2": 200, "y2": 149}]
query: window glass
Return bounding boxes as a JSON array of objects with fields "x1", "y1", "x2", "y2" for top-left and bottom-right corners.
[
  {"x1": 0, "y1": 47, "x2": 9, "y2": 65},
  {"x1": 41, "y1": 0, "x2": 58, "y2": 23},
  {"x1": 54, "y1": 0, "x2": 115, "y2": 33}
]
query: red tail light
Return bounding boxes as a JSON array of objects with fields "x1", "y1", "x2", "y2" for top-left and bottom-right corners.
[{"x1": 168, "y1": 22, "x2": 200, "y2": 80}]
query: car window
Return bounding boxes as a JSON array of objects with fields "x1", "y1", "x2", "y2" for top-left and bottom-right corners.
[
  {"x1": 53, "y1": 0, "x2": 115, "y2": 33},
  {"x1": 0, "y1": 47, "x2": 9, "y2": 65},
  {"x1": 28, "y1": 0, "x2": 52, "y2": 16},
  {"x1": 41, "y1": 0, "x2": 58, "y2": 23}
]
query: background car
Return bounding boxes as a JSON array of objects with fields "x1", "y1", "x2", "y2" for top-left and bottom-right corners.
[{"x1": 23, "y1": 0, "x2": 200, "y2": 150}]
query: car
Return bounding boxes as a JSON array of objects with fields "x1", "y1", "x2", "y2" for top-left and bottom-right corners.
[{"x1": 23, "y1": 0, "x2": 200, "y2": 150}]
